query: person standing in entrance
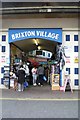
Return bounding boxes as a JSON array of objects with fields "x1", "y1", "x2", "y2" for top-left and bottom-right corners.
[
  {"x1": 37, "y1": 64, "x2": 44, "y2": 86},
  {"x1": 31, "y1": 66, "x2": 37, "y2": 86},
  {"x1": 17, "y1": 65, "x2": 26, "y2": 92}
]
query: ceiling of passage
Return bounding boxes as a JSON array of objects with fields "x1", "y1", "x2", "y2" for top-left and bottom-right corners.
[{"x1": 12, "y1": 38, "x2": 58, "y2": 53}]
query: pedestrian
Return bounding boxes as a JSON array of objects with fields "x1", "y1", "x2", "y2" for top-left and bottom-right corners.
[
  {"x1": 37, "y1": 64, "x2": 44, "y2": 86},
  {"x1": 31, "y1": 66, "x2": 37, "y2": 86},
  {"x1": 17, "y1": 65, "x2": 26, "y2": 92},
  {"x1": 44, "y1": 66, "x2": 49, "y2": 82},
  {"x1": 23, "y1": 62, "x2": 30, "y2": 82}
]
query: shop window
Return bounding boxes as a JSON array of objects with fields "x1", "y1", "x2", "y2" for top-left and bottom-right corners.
[
  {"x1": 43, "y1": 52, "x2": 45, "y2": 56},
  {"x1": 2, "y1": 46, "x2": 6, "y2": 52},
  {"x1": 66, "y1": 68, "x2": 70, "y2": 74},
  {"x1": 2, "y1": 35, "x2": 6, "y2": 41},
  {"x1": 66, "y1": 35, "x2": 70, "y2": 41},
  {"x1": 48, "y1": 53, "x2": 50, "y2": 57},
  {"x1": 74, "y1": 35, "x2": 78, "y2": 41},
  {"x1": 1, "y1": 67, "x2": 4, "y2": 73},
  {"x1": 74, "y1": 46, "x2": 78, "y2": 52},
  {"x1": 74, "y1": 68, "x2": 79, "y2": 74},
  {"x1": 74, "y1": 79, "x2": 79, "y2": 86}
]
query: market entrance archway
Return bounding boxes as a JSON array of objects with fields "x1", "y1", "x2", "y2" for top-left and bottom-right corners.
[
  {"x1": 9, "y1": 28, "x2": 62, "y2": 52},
  {"x1": 9, "y1": 28, "x2": 62, "y2": 89}
]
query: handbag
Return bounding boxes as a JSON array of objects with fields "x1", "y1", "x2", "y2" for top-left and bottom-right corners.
[
  {"x1": 24, "y1": 81, "x2": 28, "y2": 88},
  {"x1": 43, "y1": 76, "x2": 47, "y2": 81}
]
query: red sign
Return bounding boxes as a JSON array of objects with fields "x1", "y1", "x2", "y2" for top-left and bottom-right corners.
[{"x1": 66, "y1": 58, "x2": 70, "y2": 63}]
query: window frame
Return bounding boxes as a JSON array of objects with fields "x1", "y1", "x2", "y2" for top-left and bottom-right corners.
[
  {"x1": 2, "y1": 46, "x2": 6, "y2": 52},
  {"x1": 74, "y1": 46, "x2": 78, "y2": 52},
  {"x1": 74, "y1": 68, "x2": 79, "y2": 74},
  {"x1": 2, "y1": 35, "x2": 6, "y2": 41},
  {"x1": 66, "y1": 68, "x2": 70, "y2": 74},
  {"x1": 74, "y1": 79, "x2": 79, "y2": 86},
  {"x1": 66, "y1": 35, "x2": 70, "y2": 41},
  {"x1": 74, "y1": 35, "x2": 78, "y2": 41}
]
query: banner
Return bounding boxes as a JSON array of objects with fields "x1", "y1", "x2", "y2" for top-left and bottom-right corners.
[{"x1": 9, "y1": 28, "x2": 62, "y2": 43}]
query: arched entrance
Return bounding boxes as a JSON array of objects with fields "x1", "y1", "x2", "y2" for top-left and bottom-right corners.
[{"x1": 8, "y1": 28, "x2": 62, "y2": 89}]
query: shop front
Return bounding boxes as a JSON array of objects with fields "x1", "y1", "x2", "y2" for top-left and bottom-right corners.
[{"x1": 7, "y1": 28, "x2": 62, "y2": 89}]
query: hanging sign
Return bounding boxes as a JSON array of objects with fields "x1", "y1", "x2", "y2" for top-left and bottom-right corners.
[{"x1": 9, "y1": 28, "x2": 62, "y2": 43}]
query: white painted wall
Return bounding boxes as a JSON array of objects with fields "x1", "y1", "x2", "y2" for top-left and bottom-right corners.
[
  {"x1": 62, "y1": 30, "x2": 79, "y2": 89},
  {"x1": 2, "y1": 18, "x2": 78, "y2": 29},
  {"x1": 0, "y1": 31, "x2": 10, "y2": 85}
]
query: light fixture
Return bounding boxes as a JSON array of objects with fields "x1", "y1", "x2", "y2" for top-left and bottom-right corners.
[
  {"x1": 38, "y1": 46, "x2": 41, "y2": 50},
  {"x1": 34, "y1": 39, "x2": 38, "y2": 46},
  {"x1": 47, "y1": 9, "x2": 51, "y2": 12}
]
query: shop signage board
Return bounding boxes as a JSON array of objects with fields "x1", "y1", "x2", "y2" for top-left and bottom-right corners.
[
  {"x1": 52, "y1": 74, "x2": 60, "y2": 90},
  {"x1": 9, "y1": 28, "x2": 62, "y2": 43}
]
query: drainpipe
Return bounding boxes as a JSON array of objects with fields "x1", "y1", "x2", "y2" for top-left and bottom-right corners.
[{"x1": 8, "y1": 43, "x2": 11, "y2": 89}]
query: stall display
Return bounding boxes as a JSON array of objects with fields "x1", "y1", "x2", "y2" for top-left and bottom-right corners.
[
  {"x1": 51, "y1": 74, "x2": 60, "y2": 90},
  {"x1": 3, "y1": 66, "x2": 10, "y2": 87},
  {"x1": 50, "y1": 64, "x2": 60, "y2": 90}
]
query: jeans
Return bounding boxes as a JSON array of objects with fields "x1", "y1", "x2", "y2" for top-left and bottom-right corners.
[
  {"x1": 38, "y1": 75, "x2": 43, "y2": 85},
  {"x1": 32, "y1": 74, "x2": 37, "y2": 85}
]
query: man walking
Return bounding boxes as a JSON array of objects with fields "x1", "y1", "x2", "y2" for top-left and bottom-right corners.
[{"x1": 37, "y1": 64, "x2": 44, "y2": 86}]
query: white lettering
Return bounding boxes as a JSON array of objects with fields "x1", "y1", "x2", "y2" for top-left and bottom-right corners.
[
  {"x1": 15, "y1": 33, "x2": 20, "y2": 39},
  {"x1": 36, "y1": 31, "x2": 40, "y2": 36},
  {"x1": 25, "y1": 32, "x2": 28, "y2": 36},
  {"x1": 11, "y1": 30, "x2": 60, "y2": 41},
  {"x1": 18, "y1": 33, "x2": 21, "y2": 38},
  {"x1": 51, "y1": 33, "x2": 56, "y2": 39},
  {"x1": 55, "y1": 34, "x2": 59, "y2": 39},
  {"x1": 47, "y1": 32, "x2": 52, "y2": 38},
  {"x1": 44, "y1": 32, "x2": 47, "y2": 37},
  {"x1": 27, "y1": 31, "x2": 31, "y2": 36},
  {"x1": 25, "y1": 31, "x2": 35, "y2": 37},
  {"x1": 30, "y1": 31, "x2": 35, "y2": 36},
  {"x1": 21, "y1": 32, "x2": 25, "y2": 37},
  {"x1": 11, "y1": 34, "x2": 15, "y2": 40},
  {"x1": 36, "y1": 31, "x2": 48, "y2": 37}
]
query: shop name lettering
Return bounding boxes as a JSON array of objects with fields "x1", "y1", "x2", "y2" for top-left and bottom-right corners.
[{"x1": 11, "y1": 31, "x2": 59, "y2": 40}]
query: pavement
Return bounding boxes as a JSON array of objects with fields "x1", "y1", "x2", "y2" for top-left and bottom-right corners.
[
  {"x1": 0, "y1": 84, "x2": 79, "y2": 100},
  {"x1": 0, "y1": 84, "x2": 79, "y2": 119}
]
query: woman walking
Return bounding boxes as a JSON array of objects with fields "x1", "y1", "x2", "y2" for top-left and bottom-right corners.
[{"x1": 31, "y1": 66, "x2": 37, "y2": 86}]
